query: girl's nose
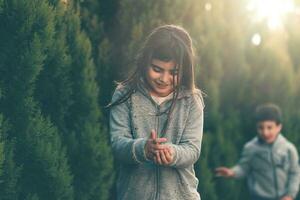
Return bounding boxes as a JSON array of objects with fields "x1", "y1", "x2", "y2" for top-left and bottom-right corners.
[{"x1": 161, "y1": 73, "x2": 170, "y2": 83}]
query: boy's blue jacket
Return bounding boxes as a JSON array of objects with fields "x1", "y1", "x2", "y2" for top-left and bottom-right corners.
[
  {"x1": 231, "y1": 134, "x2": 300, "y2": 199},
  {"x1": 109, "y1": 80, "x2": 204, "y2": 200}
]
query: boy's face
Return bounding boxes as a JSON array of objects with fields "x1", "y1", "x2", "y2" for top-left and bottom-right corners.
[
  {"x1": 256, "y1": 121, "x2": 282, "y2": 143},
  {"x1": 145, "y1": 59, "x2": 179, "y2": 97}
]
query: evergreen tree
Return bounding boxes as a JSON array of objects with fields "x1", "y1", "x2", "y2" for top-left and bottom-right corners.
[
  {"x1": 195, "y1": 133, "x2": 218, "y2": 200},
  {"x1": 76, "y1": 0, "x2": 118, "y2": 114},
  {"x1": 0, "y1": 0, "x2": 74, "y2": 199},
  {"x1": 34, "y1": 1, "x2": 114, "y2": 199},
  {"x1": 0, "y1": 101, "x2": 21, "y2": 200},
  {"x1": 63, "y1": 3, "x2": 113, "y2": 200}
]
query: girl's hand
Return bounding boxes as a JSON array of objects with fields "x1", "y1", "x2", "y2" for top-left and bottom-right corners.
[
  {"x1": 154, "y1": 146, "x2": 175, "y2": 166},
  {"x1": 144, "y1": 130, "x2": 168, "y2": 160}
]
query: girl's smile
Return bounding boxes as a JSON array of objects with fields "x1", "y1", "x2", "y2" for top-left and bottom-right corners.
[{"x1": 155, "y1": 81, "x2": 168, "y2": 89}]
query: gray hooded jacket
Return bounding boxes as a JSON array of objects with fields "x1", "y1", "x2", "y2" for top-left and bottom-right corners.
[
  {"x1": 109, "y1": 81, "x2": 204, "y2": 200},
  {"x1": 231, "y1": 134, "x2": 300, "y2": 199}
]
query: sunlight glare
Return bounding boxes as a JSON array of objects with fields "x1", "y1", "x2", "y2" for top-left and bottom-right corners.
[
  {"x1": 251, "y1": 33, "x2": 262, "y2": 46},
  {"x1": 247, "y1": 0, "x2": 295, "y2": 30},
  {"x1": 205, "y1": 3, "x2": 212, "y2": 11}
]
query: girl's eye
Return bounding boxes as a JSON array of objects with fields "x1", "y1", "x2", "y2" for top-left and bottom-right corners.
[{"x1": 152, "y1": 65, "x2": 161, "y2": 72}]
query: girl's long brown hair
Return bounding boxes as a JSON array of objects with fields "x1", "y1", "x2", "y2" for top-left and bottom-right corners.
[{"x1": 107, "y1": 24, "x2": 200, "y2": 136}]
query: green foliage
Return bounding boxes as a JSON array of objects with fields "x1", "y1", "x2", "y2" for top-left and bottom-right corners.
[
  {"x1": 64, "y1": 6, "x2": 114, "y2": 199},
  {"x1": 0, "y1": 0, "x2": 73, "y2": 199},
  {"x1": 195, "y1": 134, "x2": 218, "y2": 200},
  {"x1": 1, "y1": 0, "x2": 300, "y2": 199}
]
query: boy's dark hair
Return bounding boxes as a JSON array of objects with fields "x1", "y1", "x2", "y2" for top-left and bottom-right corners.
[{"x1": 255, "y1": 103, "x2": 282, "y2": 124}]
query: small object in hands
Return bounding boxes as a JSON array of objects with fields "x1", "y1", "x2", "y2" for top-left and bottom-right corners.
[{"x1": 153, "y1": 139, "x2": 157, "y2": 144}]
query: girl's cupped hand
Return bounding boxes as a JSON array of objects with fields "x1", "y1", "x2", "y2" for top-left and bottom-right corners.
[{"x1": 144, "y1": 129, "x2": 175, "y2": 166}]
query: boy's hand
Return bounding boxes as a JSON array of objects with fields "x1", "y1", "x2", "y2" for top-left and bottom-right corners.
[
  {"x1": 281, "y1": 196, "x2": 293, "y2": 200},
  {"x1": 144, "y1": 130, "x2": 168, "y2": 160},
  {"x1": 154, "y1": 146, "x2": 175, "y2": 166},
  {"x1": 215, "y1": 167, "x2": 235, "y2": 178}
]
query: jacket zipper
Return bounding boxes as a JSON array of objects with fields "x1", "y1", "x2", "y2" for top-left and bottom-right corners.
[
  {"x1": 270, "y1": 145, "x2": 279, "y2": 199},
  {"x1": 155, "y1": 105, "x2": 160, "y2": 200}
]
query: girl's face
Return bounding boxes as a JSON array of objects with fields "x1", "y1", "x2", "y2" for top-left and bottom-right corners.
[{"x1": 145, "y1": 59, "x2": 179, "y2": 97}]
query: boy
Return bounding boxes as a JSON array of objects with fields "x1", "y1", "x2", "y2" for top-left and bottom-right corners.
[{"x1": 215, "y1": 103, "x2": 300, "y2": 200}]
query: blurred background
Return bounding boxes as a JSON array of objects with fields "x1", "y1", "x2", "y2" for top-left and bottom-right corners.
[{"x1": 1, "y1": 0, "x2": 300, "y2": 199}]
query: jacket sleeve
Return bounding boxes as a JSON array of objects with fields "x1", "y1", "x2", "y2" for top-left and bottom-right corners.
[
  {"x1": 169, "y1": 92, "x2": 204, "y2": 168},
  {"x1": 286, "y1": 145, "x2": 300, "y2": 199},
  {"x1": 230, "y1": 144, "x2": 252, "y2": 179},
  {"x1": 109, "y1": 87, "x2": 148, "y2": 165}
]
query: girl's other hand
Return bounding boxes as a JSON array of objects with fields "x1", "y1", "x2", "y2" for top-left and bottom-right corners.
[{"x1": 154, "y1": 146, "x2": 174, "y2": 166}]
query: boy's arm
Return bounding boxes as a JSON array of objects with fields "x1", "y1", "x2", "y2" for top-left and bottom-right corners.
[
  {"x1": 109, "y1": 89, "x2": 148, "y2": 165},
  {"x1": 168, "y1": 92, "x2": 204, "y2": 168},
  {"x1": 230, "y1": 144, "x2": 252, "y2": 179},
  {"x1": 286, "y1": 145, "x2": 300, "y2": 199}
]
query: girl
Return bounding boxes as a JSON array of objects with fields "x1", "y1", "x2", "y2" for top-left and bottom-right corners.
[{"x1": 108, "y1": 24, "x2": 205, "y2": 200}]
